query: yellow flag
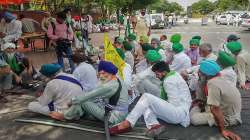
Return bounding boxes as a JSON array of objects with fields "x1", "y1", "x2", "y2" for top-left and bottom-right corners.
[{"x1": 104, "y1": 33, "x2": 125, "y2": 79}]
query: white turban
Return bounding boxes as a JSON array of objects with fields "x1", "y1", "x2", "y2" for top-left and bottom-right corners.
[{"x1": 3, "y1": 42, "x2": 16, "y2": 50}]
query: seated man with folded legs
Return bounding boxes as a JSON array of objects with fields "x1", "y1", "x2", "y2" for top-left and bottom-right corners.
[
  {"x1": 134, "y1": 50, "x2": 162, "y2": 97},
  {"x1": 110, "y1": 61, "x2": 192, "y2": 137},
  {"x1": 226, "y1": 41, "x2": 250, "y2": 90},
  {"x1": 0, "y1": 59, "x2": 13, "y2": 102},
  {"x1": 1, "y1": 43, "x2": 37, "y2": 87},
  {"x1": 50, "y1": 61, "x2": 129, "y2": 125},
  {"x1": 28, "y1": 64, "x2": 83, "y2": 116},
  {"x1": 190, "y1": 60, "x2": 241, "y2": 140}
]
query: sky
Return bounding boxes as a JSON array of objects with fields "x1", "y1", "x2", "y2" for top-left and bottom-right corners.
[{"x1": 168, "y1": 0, "x2": 217, "y2": 9}]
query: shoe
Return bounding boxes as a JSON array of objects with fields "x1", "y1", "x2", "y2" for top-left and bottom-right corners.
[
  {"x1": 0, "y1": 95, "x2": 8, "y2": 103},
  {"x1": 146, "y1": 125, "x2": 166, "y2": 138},
  {"x1": 109, "y1": 124, "x2": 131, "y2": 135}
]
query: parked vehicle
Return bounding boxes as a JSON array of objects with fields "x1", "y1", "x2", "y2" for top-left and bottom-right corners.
[
  {"x1": 216, "y1": 15, "x2": 228, "y2": 25},
  {"x1": 241, "y1": 13, "x2": 250, "y2": 30},
  {"x1": 149, "y1": 13, "x2": 165, "y2": 29},
  {"x1": 184, "y1": 16, "x2": 188, "y2": 24}
]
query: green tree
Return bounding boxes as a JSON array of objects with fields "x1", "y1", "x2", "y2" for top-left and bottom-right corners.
[
  {"x1": 149, "y1": 0, "x2": 183, "y2": 14},
  {"x1": 191, "y1": 0, "x2": 215, "y2": 15}
]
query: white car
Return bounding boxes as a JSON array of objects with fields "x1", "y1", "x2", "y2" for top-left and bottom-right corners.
[
  {"x1": 241, "y1": 13, "x2": 250, "y2": 29},
  {"x1": 216, "y1": 15, "x2": 228, "y2": 25},
  {"x1": 149, "y1": 13, "x2": 165, "y2": 29}
]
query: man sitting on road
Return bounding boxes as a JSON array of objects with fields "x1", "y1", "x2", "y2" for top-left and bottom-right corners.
[
  {"x1": 72, "y1": 53, "x2": 98, "y2": 93},
  {"x1": 28, "y1": 63, "x2": 83, "y2": 116},
  {"x1": 49, "y1": 61, "x2": 129, "y2": 126},
  {"x1": 190, "y1": 60, "x2": 241, "y2": 140},
  {"x1": 217, "y1": 51, "x2": 237, "y2": 86},
  {"x1": 226, "y1": 41, "x2": 250, "y2": 90},
  {"x1": 109, "y1": 61, "x2": 192, "y2": 137},
  {"x1": 169, "y1": 43, "x2": 191, "y2": 73},
  {"x1": 134, "y1": 49, "x2": 162, "y2": 97},
  {"x1": 186, "y1": 39, "x2": 200, "y2": 66},
  {"x1": 1, "y1": 43, "x2": 37, "y2": 86},
  {"x1": 0, "y1": 59, "x2": 12, "y2": 102}
]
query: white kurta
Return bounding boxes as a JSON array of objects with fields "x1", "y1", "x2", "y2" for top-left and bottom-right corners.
[
  {"x1": 170, "y1": 52, "x2": 192, "y2": 73},
  {"x1": 235, "y1": 50, "x2": 250, "y2": 85},
  {"x1": 28, "y1": 73, "x2": 83, "y2": 115},
  {"x1": 133, "y1": 66, "x2": 161, "y2": 97},
  {"x1": 122, "y1": 63, "x2": 133, "y2": 90},
  {"x1": 126, "y1": 72, "x2": 192, "y2": 128},
  {"x1": 158, "y1": 48, "x2": 167, "y2": 62},
  {"x1": 1, "y1": 19, "x2": 22, "y2": 47},
  {"x1": 220, "y1": 67, "x2": 237, "y2": 86},
  {"x1": 73, "y1": 62, "x2": 98, "y2": 92}
]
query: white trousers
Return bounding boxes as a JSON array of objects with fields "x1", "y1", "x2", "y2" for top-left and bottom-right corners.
[
  {"x1": 28, "y1": 101, "x2": 50, "y2": 116},
  {"x1": 126, "y1": 93, "x2": 190, "y2": 129}
]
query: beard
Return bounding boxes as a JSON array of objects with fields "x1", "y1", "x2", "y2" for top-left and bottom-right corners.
[{"x1": 7, "y1": 53, "x2": 15, "y2": 59}]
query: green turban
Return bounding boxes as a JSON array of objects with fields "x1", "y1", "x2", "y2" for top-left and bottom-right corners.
[
  {"x1": 141, "y1": 43, "x2": 154, "y2": 52},
  {"x1": 128, "y1": 33, "x2": 137, "y2": 41},
  {"x1": 116, "y1": 48, "x2": 125, "y2": 60},
  {"x1": 170, "y1": 34, "x2": 181, "y2": 43},
  {"x1": 192, "y1": 36, "x2": 201, "y2": 41},
  {"x1": 189, "y1": 39, "x2": 200, "y2": 46},
  {"x1": 115, "y1": 37, "x2": 124, "y2": 44},
  {"x1": 172, "y1": 43, "x2": 184, "y2": 53},
  {"x1": 123, "y1": 41, "x2": 133, "y2": 51},
  {"x1": 145, "y1": 50, "x2": 162, "y2": 63},
  {"x1": 226, "y1": 41, "x2": 242, "y2": 54},
  {"x1": 140, "y1": 35, "x2": 149, "y2": 44},
  {"x1": 217, "y1": 51, "x2": 236, "y2": 67}
]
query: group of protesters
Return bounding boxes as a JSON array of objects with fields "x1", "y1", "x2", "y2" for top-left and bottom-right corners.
[{"x1": 1, "y1": 10, "x2": 250, "y2": 140}]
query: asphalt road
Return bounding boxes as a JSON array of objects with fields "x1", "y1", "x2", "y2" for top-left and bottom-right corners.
[
  {"x1": 150, "y1": 21, "x2": 250, "y2": 52},
  {"x1": 0, "y1": 21, "x2": 250, "y2": 140}
]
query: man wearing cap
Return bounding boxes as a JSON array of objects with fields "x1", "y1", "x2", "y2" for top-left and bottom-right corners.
[
  {"x1": 190, "y1": 60, "x2": 241, "y2": 140},
  {"x1": 1, "y1": 43, "x2": 36, "y2": 86},
  {"x1": 28, "y1": 63, "x2": 83, "y2": 116},
  {"x1": 50, "y1": 61, "x2": 129, "y2": 125},
  {"x1": 220, "y1": 34, "x2": 240, "y2": 54},
  {"x1": 227, "y1": 41, "x2": 250, "y2": 90},
  {"x1": 135, "y1": 43, "x2": 154, "y2": 73},
  {"x1": 134, "y1": 50, "x2": 162, "y2": 97},
  {"x1": 170, "y1": 43, "x2": 191, "y2": 73},
  {"x1": 72, "y1": 53, "x2": 98, "y2": 93},
  {"x1": 217, "y1": 51, "x2": 237, "y2": 86},
  {"x1": 0, "y1": 12, "x2": 22, "y2": 48},
  {"x1": 186, "y1": 39, "x2": 200, "y2": 66},
  {"x1": 151, "y1": 38, "x2": 166, "y2": 62},
  {"x1": 110, "y1": 61, "x2": 192, "y2": 137},
  {"x1": 114, "y1": 37, "x2": 124, "y2": 49}
]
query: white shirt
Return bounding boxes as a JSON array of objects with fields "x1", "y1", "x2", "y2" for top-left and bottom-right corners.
[
  {"x1": 161, "y1": 40, "x2": 172, "y2": 50},
  {"x1": 135, "y1": 58, "x2": 148, "y2": 74},
  {"x1": 158, "y1": 48, "x2": 167, "y2": 62},
  {"x1": 220, "y1": 67, "x2": 237, "y2": 86},
  {"x1": 163, "y1": 72, "x2": 192, "y2": 110},
  {"x1": 121, "y1": 63, "x2": 133, "y2": 90},
  {"x1": 73, "y1": 62, "x2": 98, "y2": 93},
  {"x1": 170, "y1": 52, "x2": 192, "y2": 73},
  {"x1": 37, "y1": 73, "x2": 83, "y2": 113},
  {"x1": 2, "y1": 19, "x2": 22, "y2": 43},
  {"x1": 125, "y1": 51, "x2": 134, "y2": 69}
]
